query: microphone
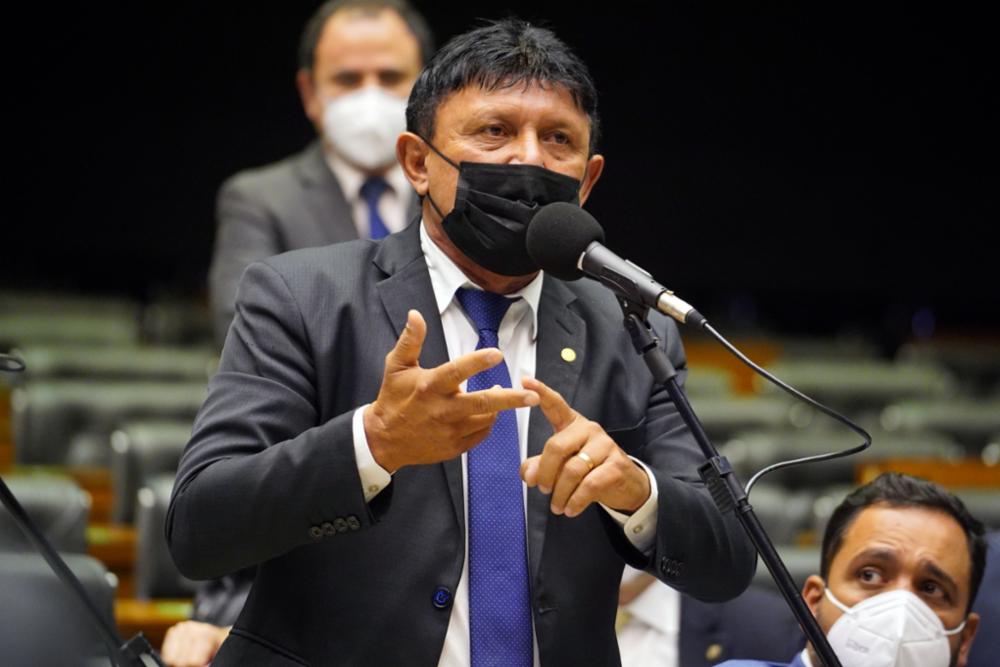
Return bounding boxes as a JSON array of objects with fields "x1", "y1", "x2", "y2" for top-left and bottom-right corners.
[{"x1": 526, "y1": 202, "x2": 706, "y2": 327}]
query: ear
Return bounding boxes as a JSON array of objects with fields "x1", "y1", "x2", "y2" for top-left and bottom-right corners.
[
  {"x1": 955, "y1": 611, "x2": 979, "y2": 667},
  {"x1": 802, "y1": 575, "x2": 826, "y2": 618},
  {"x1": 578, "y1": 153, "x2": 605, "y2": 206},
  {"x1": 296, "y1": 68, "x2": 323, "y2": 130},
  {"x1": 398, "y1": 131, "x2": 430, "y2": 196}
]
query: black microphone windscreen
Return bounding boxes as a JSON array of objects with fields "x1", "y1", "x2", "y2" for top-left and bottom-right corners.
[{"x1": 527, "y1": 202, "x2": 605, "y2": 281}]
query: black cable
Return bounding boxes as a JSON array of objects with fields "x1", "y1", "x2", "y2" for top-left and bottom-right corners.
[{"x1": 701, "y1": 322, "x2": 872, "y2": 495}]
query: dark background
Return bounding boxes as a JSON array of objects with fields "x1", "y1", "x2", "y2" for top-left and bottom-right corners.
[{"x1": 7, "y1": 3, "x2": 995, "y2": 343}]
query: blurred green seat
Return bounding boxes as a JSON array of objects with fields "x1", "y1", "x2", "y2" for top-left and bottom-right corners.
[
  {"x1": 880, "y1": 398, "x2": 1000, "y2": 449},
  {"x1": 135, "y1": 474, "x2": 196, "y2": 599},
  {"x1": 0, "y1": 473, "x2": 90, "y2": 552},
  {"x1": 11, "y1": 380, "x2": 206, "y2": 465},
  {"x1": 681, "y1": 366, "x2": 734, "y2": 397},
  {"x1": 0, "y1": 552, "x2": 117, "y2": 666},
  {"x1": 722, "y1": 428, "x2": 965, "y2": 488},
  {"x1": 752, "y1": 545, "x2": 821, "y2": 593},
  {"x1": 897, "y1": 340, "x2": 1000, "y2": 390},
  {"x1": 110, "y1": 420, "x2": 191, "y2": 523},
  {"x1": 743, "y1": 483, "x2": 817, "y2": 545},
  {"x1": 12, "y1": 345, "x2": 216, "y2": 383},
  {"x1": 685, "y1": 395, "x2": 799, "y2": 442},
  {"x1": 756, "y1": 360, "x2": 957, "y2": 411}
]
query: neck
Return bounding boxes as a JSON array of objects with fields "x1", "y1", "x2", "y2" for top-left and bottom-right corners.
[{"x1": 424, "y1": 204, "x2": 537, "y2": 294}]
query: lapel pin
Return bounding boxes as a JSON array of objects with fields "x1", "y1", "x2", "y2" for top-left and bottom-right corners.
[{"x1": 560, "y1": 348, "x2": 577, "y2": 363}]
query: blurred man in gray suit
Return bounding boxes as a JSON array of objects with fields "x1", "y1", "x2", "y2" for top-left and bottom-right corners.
[{"x1": 208, "y1": 0, "x2": 432, "y2": 344}]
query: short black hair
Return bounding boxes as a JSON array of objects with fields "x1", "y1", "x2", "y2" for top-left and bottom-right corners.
[
  {"x1": 820, "y1": 472, "x2": 987, "y2": 612},
  {"x1": 298, "y1": 0, "x2": 435, "y2": 71},
  {"x1": 405, "y1": 18, "x2": 601, "y2": 155}
]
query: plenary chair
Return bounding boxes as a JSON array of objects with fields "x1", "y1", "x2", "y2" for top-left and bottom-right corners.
[
  {"x1": 134, "y1": 474, "x2": 196, "y2": 600},
  {"x1": 755, "y1": 359, "x2": 957, "y2": 413},
  {"x1": 0, "y1": 473, "x2": 90, "y2": 553},
  {"x1": 0, "y1": 552, "x2": 117, "y2": 667},
  {"x1": 110, "y1": 419, "x2": 192, "y2": 524},
  {"x1": 683, "y1": 395, "x2": 801, "y2": 443},
  {"x1": 880, "y1": 397, "x2": 1000, "y2": 451},
  {"x1": 741, "y1": 483, "x2": 817, "y2": 545},
  {"x1": 11, "y1": 345, "x2": 217, "y2": 384},
  {"x1": 721, "y1": 427, "x2": 965, "y2": 489},
  {"x1": 752, "y1": 545, "x2": 821, "y2": 594},
  {"x1": 11, "y1": 380, "x2": 207, "y2": 465}
]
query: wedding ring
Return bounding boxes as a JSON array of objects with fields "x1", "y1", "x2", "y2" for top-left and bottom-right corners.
[{"x1": 576, "y1": 451, "x2": 596, "y2": 472}]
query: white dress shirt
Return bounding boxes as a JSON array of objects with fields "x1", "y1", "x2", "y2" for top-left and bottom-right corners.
[
  {"x1": 617, "y1": 566, "x2": 681, "y2": 667},
  {"x1": 350, "y1": 221, "x2": 661, "y2": 666},
  {"x1": 325, "y1": 151, "x2": 412, "y2": 237}
]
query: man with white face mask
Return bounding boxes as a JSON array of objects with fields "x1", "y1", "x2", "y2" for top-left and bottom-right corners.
[
  {"x1": 719, "y1": 473, "x2": 985, "y2": 667},
  {"x1": 208, "y1": 0, "x2": 432, "y2": 346}
]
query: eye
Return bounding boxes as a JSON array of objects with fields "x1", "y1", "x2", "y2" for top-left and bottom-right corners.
[
  {"x1": 548, "y1": 131, "x2": 571, "y2": 145},
  {"x1": 919, "y1": 580, "x2": 948, "y2": 601},
  {"x1": 482, "y1": 125, "x2": 506, "y2": 138},
  {"x1": 858, "y1": 567, "x2": 884, "y2": 585},
  {"x1": 378, "y1": 70, "x2": 405, "y2": 87},
  {"x1": 332, "y1": 72, "x2": 362, "y2": 88}
]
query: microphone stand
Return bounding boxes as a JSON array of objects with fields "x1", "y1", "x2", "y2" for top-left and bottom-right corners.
[
  {"x1": 1, "y1": 353, "x2": 164, "y2": 666},
  {"x1": 615, "y1": 300, "x2": 842, "y2": 667}
]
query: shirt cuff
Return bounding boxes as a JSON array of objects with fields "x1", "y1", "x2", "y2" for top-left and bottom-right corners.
[
  {"x1": 352, "y1": 405, "x2": 392, "y2": 502},
  {"x1": 600, "y1": 457, "x2": 658, "y2": 554}
]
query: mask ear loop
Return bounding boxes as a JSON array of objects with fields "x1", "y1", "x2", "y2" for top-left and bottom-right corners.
[
  {"x1": 824, "y1": 586, "x2": 853, "y2": 614},
  {"x1": 415, "y1": 134, "x2": 460, "y2": 222}
]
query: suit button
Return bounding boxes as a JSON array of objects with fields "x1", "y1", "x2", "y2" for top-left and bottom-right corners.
[
  {"x1": 347, "y1": 515, "x2": 360, "y2": 531},
  {"x1": 322, "y1": 522, "x2": 335, "y2": 537},
  {"x1": 308, "y1": 526, "x2": 323, "y2": 541},
  {"x1": 432, "y1": 587, "x2": 452, "y2": 609},
  {"x1": 334, "y1": 518, "x2": 349, "y2": 533}
]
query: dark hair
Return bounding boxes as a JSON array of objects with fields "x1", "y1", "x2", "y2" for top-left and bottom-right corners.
[
  {"x1": 298, "y1": 0, "x2": 435, "y2": 71},
  {"x1": 405, "y1": 18, "x2": 601, "y2": 155},
  {"x1": 820, "y1": 472, "x2": 987, "y2": 612}
]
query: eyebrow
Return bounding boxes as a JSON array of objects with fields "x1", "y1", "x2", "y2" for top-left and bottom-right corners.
[{"x1": 922, "y1": 560, "x2": 959, "y2": 594}]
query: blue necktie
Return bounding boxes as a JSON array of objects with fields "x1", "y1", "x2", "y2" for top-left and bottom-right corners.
[
  {"x1": 360, "y1": 176, "x2": 390, "y2": 240},
  {"x1": 455, "y1": 287, "x2": 533, "y2": 667}
]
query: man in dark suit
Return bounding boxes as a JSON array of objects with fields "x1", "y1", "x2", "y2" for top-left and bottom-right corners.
[
  {"x1": 208, "y1": 0, "x2": 432, "y2": 344},
  {"x1": 719, "y1": 473, "x2": 985, "y2": 667},
  {"x1": 168, "y1": 19, "x2": 755, "y2": 666},
  {"x1": 618, "y1": 570, "x2": 804, "y2": 666}
]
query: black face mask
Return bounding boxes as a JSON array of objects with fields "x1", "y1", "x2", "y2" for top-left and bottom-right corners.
[{"x1": 422, "y1": 138, "x2": 584, "y2": 276}]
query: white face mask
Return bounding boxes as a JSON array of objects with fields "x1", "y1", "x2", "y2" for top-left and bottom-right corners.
[
  {"x1": 824, "y1": 587, "x2": 966, "y2": 667},
  {"x1": 321, "y1": 87, "x2": 407, "y2": 172}
]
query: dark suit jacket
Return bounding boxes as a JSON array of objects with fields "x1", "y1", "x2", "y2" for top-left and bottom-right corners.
[
  {"x1": 208, "y1": 140, "x2": 419, "y2": 344},
  {"x1": 680, "y1": 586, "x2": 805, "y2": 666},
  {"x1": 167, "y1": 223, "x2": 756, "y2": 666},
  {"x1": 967, "y1": 531, "x2": 1000, "y2": 667}
]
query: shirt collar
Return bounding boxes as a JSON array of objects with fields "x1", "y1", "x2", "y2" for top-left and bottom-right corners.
[
  {"x1": 324, "y1": 148, "x2": 409, "y2": 203},
  {"x1": 419, "y1": 220, "x2": 542, "y2": 340}
]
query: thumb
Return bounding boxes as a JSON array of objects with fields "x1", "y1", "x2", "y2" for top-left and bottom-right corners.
[{"x1": 387, "y1": 309, "x2": 426, "y2": 370}]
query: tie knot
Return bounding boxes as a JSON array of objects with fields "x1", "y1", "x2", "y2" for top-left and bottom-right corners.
[
  {"x1": 456, "y1": 287, "x2": 516, "y2": 333},
  {"x1": 360, "y1": 176, "x2": 389, "y2": 205}
]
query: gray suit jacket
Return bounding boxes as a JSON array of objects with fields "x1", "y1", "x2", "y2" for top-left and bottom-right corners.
[
  {"x1": 167, "y1": 224, "x2": 756, "y2": 666},
  {"x1": 208, "y1": 140, "x2": 419, "y2": 344}
]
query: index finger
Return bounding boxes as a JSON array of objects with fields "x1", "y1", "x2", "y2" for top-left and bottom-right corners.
[
  {"x1": 426, "y1": 348, "x2": 504, "y2": 393},
  {"x1": 521, "y1": 377, "x2": 577, "y2": 431}
]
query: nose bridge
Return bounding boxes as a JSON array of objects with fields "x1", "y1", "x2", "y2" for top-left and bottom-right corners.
[{"x1": 511, "y1": 126, "x2": 544, "y2": 166}]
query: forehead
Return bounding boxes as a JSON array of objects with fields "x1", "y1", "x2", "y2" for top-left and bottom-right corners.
[
  {"x1": 314, "y1": 8, "x2": 420, "y2": 70},
  {"x1": 834, "y1": 504, "x2": 972, "y2": 587},
  {"x1": 434, "y1": 82, "x2": 590, "y2": 135}
]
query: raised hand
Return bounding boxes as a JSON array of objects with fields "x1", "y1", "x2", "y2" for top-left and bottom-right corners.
[
  {"x1": 364, "y1": 309, "x2": 540, "y2": 472},
  {"x1": 519, "y1": 377, "x2": 650, "y2": 517}
]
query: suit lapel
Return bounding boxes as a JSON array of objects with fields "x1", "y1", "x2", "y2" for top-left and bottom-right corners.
[
  {"x1": 295, "y1": 142, "x2": 358, "y2": 244},
  {"x1": 372, "y1": 225, "x2": 463, "y2": 535},
  {"x1": 527, "y1": 279, "x2": 586, "y2": 586}
]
